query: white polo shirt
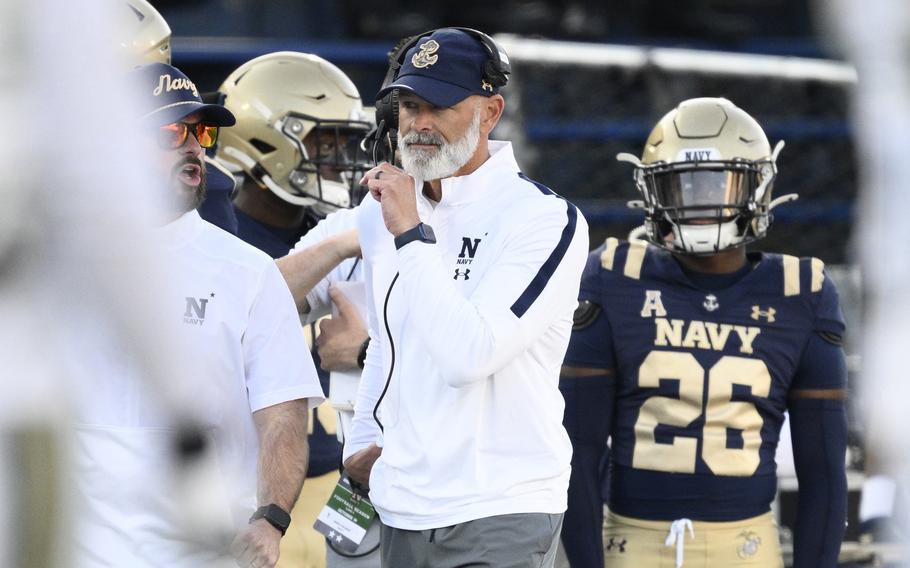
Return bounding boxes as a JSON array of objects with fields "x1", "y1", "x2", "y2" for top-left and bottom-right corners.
[
  {"x1": 72, "y1": 210, "x2": 324, "y2": 568},
  {"x1": 346, "y1": 141, "x2": 589, "y2": 530},
  {"x1": 290, "y1": 207, "x2": 363, "y2": 323}
]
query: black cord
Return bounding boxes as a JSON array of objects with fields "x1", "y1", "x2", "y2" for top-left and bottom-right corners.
[
  {"x1": 326, "y1": 272, "x2": 395, "y2": 558},
  {"x1": 373, "y1": 272, "x2": 399, "y2": 432},
  {"x1": 344, "y1": 257, "x2": 360, "y2": 282}
]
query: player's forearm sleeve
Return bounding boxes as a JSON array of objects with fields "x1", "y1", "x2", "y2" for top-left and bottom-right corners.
[{"x1": 789, "y1": 397, "x2": 847, "y2": 567}]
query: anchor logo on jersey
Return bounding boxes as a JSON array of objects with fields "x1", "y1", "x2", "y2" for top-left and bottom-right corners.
[
  {"x1": 751, "y1": 305, "x2": 776, "y2": 323},
  {"x1": 703, "y1": 294, "x2": 719, "y2": 312},
  {"x1": 736, "y1": 530, "x2": 762, "y2": 558}
]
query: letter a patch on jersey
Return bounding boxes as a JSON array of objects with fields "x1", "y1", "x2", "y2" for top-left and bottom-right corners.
[{"x1": 640, "y1": 290, "x2": 667, "y2": 318}]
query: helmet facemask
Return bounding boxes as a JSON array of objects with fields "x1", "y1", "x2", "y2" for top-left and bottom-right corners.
[
  {"x1": 275, "y1": 112, "x2": 372, "y2": 214},
  {"x1": 635, "y1": 157, "x2": 777, "y2": 255}
]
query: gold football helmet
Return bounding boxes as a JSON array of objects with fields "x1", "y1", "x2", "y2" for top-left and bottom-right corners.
[
  {"x1": 618, "y1": 97, "x2": 795, "y2": 255},
  {"x1": 216, "y1": 51, "x2": 372, "y2": 213},
  {"x1": 119, "y1": 0, "x2": 171, "y2": 65}
]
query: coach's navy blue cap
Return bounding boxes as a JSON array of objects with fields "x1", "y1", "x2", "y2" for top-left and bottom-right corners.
[
  {"x1": 377, "y1": 28, "x2": 502, "y2": 108},
  {"x1": 131, "y1": 62, "x2": 235, "y2": 127}
]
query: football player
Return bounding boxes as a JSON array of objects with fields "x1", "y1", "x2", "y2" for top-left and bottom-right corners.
[
  {"x1": 215, "y1": 51, "x2": 376, "y2": 568},
  {"x1": 217, "y1": 51, "x2": 371, "y2": 256},
  {"x1": 562, "y1": 97, "x2": 848, "y2": 567}
]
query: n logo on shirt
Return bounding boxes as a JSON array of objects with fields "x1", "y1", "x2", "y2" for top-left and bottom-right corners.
[
  {"x1": 459, "y1": 237, "x2": 481, "y2": 259},
  {"x1": 184, "y1": 297, "x2": 209, "y2": 326}
]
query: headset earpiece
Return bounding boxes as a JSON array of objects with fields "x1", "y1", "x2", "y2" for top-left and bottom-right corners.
[
  {"x1": 483, "y1": 60, "x2": 507, "y2": 88},
  {"x1": 455, "y1": 27, "x2": 510, "y2": 89}
]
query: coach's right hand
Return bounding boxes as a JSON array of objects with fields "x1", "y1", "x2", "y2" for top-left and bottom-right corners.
[
  {"x1": 343, "y1": 443, "x2": 382, "y2": 489},
  {"x1": 361, "y1": 163, "x2": 420, "y2": 238}
]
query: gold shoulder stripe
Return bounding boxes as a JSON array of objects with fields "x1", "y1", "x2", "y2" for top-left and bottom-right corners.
[
  {"x1": 783, "y1": 255, "x2": 800, "y2": 296},
  {"x1": 600, "y1": 238, "x2": 619, "y2": 270},
  {"x1": 624, "y1": 240, "x2": 647, "y2": 280},
  {"x1": 810, "y1": 257, "x2": 825, "y2": 293}
]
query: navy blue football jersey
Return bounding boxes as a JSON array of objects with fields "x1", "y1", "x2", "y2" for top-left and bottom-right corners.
[
  {"x1": 198, "y1": 156, "x2": 239, "y2": 235},
  {"x1": 565, "y1": 238, "x2": 846, "y2": 521}
]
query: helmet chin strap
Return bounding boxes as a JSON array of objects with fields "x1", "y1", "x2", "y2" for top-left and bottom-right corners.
[
  {"x1": 769, "y1": 193, "x2": 799, "y2": 211},
  {"x1": 616, "y1": 152, "x2": 644, "y2": 167},
  {"x1": 628, "y1": 224, "x2": 648, "y2": 241},
  {"x1": 314, "y1": 178, "x2": 353, "y2": 209},
  {"x1": 754, "y1": 140, "x2": 786, "y2": 202},
  {"x1": 674, "y1": 221, "x2": 740, "y2": 255},
  {"x1": 222, "y1": 146, "x2": 318, "y2": 207},
  {"x1": 771, "y1": 139, "x2": 785, "y2": 162}
]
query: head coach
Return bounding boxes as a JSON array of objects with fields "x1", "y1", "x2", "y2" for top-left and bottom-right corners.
[{"x1": 341, "y1": 28, "x2": 590, "y2": 567}]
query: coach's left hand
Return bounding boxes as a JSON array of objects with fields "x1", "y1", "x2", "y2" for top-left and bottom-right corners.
[{"x1": 361, "y1": 163, "x2": 420, "y2": 238}]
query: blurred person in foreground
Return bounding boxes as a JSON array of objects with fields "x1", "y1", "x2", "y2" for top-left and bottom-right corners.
[
  {"x1": 214, "y1": 51, "x2": 379, "y2": 568},
  {"x1": 821, "y1": 0, "x2": 910, "y2": 564},
  {"x1": 562, "y1": 97, "x2": 848, "y2": 567},
  {"x1": 344, "y1": 28, "x2": 589, "y2": 567},
  {"x1": 72, "y1": 62, "x2": 325, "y2": 568}
]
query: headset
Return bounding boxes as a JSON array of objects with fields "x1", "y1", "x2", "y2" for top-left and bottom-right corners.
[{"x1": 362, "y1": 27, "x2": 511, "y2": 164}]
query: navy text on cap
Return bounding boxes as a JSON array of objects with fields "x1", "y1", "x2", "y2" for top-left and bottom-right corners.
[{"x1": 132, "y1": 62, "x2": 235, "y2": 127}]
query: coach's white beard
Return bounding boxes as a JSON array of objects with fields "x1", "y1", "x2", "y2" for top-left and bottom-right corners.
[{"x1": 399, "y1": 106, "x2": 481, "y2": 182}]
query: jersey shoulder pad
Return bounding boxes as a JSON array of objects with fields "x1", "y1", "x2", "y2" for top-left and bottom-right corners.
[
  {"x1": 770, "y1": 253, "x2": 829, "y2": 298},
  {"x1": 766, "y1": 253, "x2": 845, "y2": 335},
  {"x1": 596, "y1": 237, "x2": 659, "y2": 281}
]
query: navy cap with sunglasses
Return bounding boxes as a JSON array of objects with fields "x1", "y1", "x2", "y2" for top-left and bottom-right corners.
[{"x1": 131, "y1": 62, "x2": 235, "y2": 128}]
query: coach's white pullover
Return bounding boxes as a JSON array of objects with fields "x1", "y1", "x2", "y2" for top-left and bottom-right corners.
[{"x1": 345, "y1": 141, "x2": 589, "y2": 529}]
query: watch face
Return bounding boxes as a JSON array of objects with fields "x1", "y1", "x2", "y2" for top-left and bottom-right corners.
[
  {"x1": 266, "y1": 505, "x2": 291, "y2": 528},
  {"x1": 419, "y1": 223, "x2": 436, "y2": 242},
  {"x1": 251, "y1": 504, "x2": 291, "y2": 534}
]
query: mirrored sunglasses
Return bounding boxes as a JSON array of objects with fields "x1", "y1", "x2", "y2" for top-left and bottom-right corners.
[{"x1": 158, "y1": 122, "x2": 219, "y2": 149}]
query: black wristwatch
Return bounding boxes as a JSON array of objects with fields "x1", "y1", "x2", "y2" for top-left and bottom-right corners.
[
  {"x1": 394, "y1": 222, "x2": 436, "y2": 250},
  {"x1": 249, "y1": 504, "x2": 291, "y2": 536}
]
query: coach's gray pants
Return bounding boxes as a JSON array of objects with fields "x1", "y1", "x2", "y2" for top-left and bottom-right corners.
[{"x1": 379, "y1": 512, "x2": 564, "y2": 568}]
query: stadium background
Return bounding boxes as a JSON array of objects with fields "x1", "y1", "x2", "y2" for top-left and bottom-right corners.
[
  {"x1": 153, "y1": 0, "x2": 871, "y2": 564},
  {"x1": 157, "y1": 0, "x2": 858, "y2": 265}
]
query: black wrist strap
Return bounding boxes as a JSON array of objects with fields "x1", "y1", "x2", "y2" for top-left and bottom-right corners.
[{"x1": 250, "y1": 504, "x2": 291, "y2": 536}]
